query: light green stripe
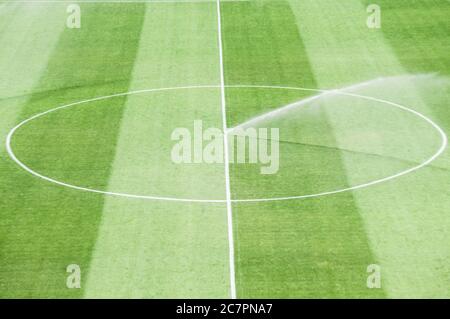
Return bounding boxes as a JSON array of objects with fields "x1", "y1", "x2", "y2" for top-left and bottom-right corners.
[
  {"x1": 84, "y1": 3, "x2": 230, "y2": 298},
  {"x1": 0, "y1": 4, "x2": 65, "y2": 152},
  {"x1": 1, "y1": 3, "x2": 147, "y2": 297},
  {"x1": 289, "y1": 0, "x2": 450, "y2": 297}
]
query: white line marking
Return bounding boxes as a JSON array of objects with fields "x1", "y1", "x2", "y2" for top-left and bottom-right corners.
[
  {"x1": 215, "y1": 0, "x2": 236, "y2": 300},
  {"x1": 5, "y1": 82, "x2": 448, "y2": 204}
]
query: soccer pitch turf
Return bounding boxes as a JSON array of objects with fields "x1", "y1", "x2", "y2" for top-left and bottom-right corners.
[{"x1": 0, "y1": 0, "x2": 449, "y2": 298}]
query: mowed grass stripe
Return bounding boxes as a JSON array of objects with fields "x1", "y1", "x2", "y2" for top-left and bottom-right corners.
[
  {"x1": 221, "y1": 0, "x2": 383, "y2": 297},
  {"x1": 0, "y1": 3, "x2": 65, "y2": 153},
  {"x1": 0, "y1": 4, "x2": 145, "y2": 297},
  {"x1": 221, "y1": 0, "x2": 318, "y2": 127},
  {"x1": 289, "y1": 0, "x2": 450, "y2": 297},
  {"x1": 0, "y1": 3, "x2": 68, "y2": 297},
  {"x1": 370, "y1": 0, "x2": 450, "y2": 77},
  {"x1": 84, "y1": 3, "x2": 230, "y2": 298},
  {"x1": 361, "y1": 0, "x2": 450, "y2": 297},
  {"x1": 369, "y1": 0, "x2": 450, "y2": 138}
]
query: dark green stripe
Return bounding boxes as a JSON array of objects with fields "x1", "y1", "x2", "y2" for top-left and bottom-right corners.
[
  {"x1": 0, "y1": 4, "x2": 145, "y2": 298},
  {"x1": 221, "y1": 0, "x2": 385, "y2": 297},
  {"x1": 222, "y1": 0, "x2": 318, "y2": 127},
  {"x1": 362, "y1": 0, "x2": 450, "y2": 76},
  {"x1": 362, "y1": 0, "x2": 450, "y2": 129}
]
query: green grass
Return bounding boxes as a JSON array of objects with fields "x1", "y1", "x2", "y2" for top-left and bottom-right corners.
[
  {"x1": 224, "y1": 0, "x2": 383, "y2": 298},
  {"x1": 0, "y1": 3, "x2": 146, "y2": 298},
  {"x1": 0, "y1": 0, "x2": 449, "y2": 298}
]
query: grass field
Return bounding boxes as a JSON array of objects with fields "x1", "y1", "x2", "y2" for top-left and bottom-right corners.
[{"x1": 0, "y1": 0, "x2": 449, "y2": 298}]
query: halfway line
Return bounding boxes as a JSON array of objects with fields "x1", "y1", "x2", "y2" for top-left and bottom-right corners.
[{"x1": 216, "y1": 0, "x2": 237, "y2": 299}]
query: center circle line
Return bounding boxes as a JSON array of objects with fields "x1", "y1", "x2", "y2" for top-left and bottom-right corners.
[{"x1": 5, "y1": 84, "x2": 447, "y2": 203}]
